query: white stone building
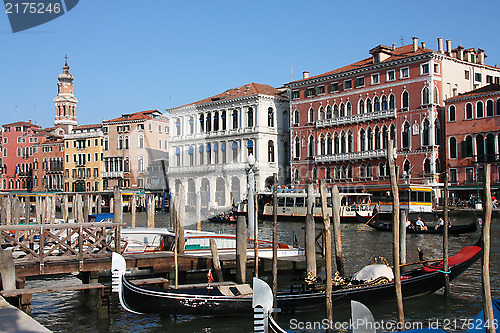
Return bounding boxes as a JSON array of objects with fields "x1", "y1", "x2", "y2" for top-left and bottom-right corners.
[{"x1": 167, "y1": 83, "x2": 289, "y2": 210}]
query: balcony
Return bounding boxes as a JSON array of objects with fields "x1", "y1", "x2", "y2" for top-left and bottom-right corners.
[
  {"x1": 316, "y1": 109, "x2": 396, "y2": 128},
  {"x1": 170, "y1": 127, "x2": 263, "y2": 142},
  {"x1": 102, "y1": 171, "x2": 124, "y2": 178},
  {"x1": 314, "y1": 148, "x2": 387, "y2": 163}
]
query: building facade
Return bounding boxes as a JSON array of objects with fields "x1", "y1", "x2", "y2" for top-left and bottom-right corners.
[
  {"x1": 167, "y1": 83, "x2": 289, "y2": 209},
  {"x1": 32, "y1": 137, "x2": 64, "y2": 192},
  {"x1": 285, "y1": 37, "x2": 500, "y2": 191},
  {"x1": 445, "y1": 84, "x2": 500, "y2": 200},
  {"x1": 63, "y1": 124, "x2": 104, "y2": 192},
  {"x1": 102, "y1": 110, "x2": 169, "y2": 190}
]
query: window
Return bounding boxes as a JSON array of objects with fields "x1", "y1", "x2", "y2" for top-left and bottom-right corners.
[
  {"x1": 316, "y1": 86, "x2": 325, "y2": 95},
  {"x1": 206, "y1": 113, "x2": 211, "y2": 132},
  {"x1": 356, "y1": 77, "x2": 364, "y2": 88},
  {"x1": 232, "y1": 110, "x2": 239, "y2": 129},
  {"x1": 465, "y1": 70, "x2": 470, "y2": 80},
  {"x1": 159, "y1": 140, "x2": 162, "y2": 149},
  {"x1": 330, "y1": 82, "x2": 339, "y2": 93},
  {"x1": 475, "y1": 73, "x2": 482, "y2": 82},
  {"x1": 359, "y1": 100, "x2": 365, "y2": 114},
  {"x1": 450, "y1": 136, "x2": 457, "y2": 158},
  {"x1": 308, "y1": 108, "x2": 315, "y2": 123},
  {"x1": 199, "y1": 145, "x2": 204, "y2": 165},
  {"x1": 214, "y1": 112, "x2": 220, "y2": 132},
  {"x1": 374, "y1": 97, "x2": 380, "y2": 112},
  {"x1": 343, "y1": 80, "x2": 352, "y2": 90},
  {"x1": 387, "y1": 70, "x2": 395, "y2": 81},
  {"x1": 465, "y1": 103, "x2": 473, "y2": 119},
  {"x1": 497, "y1": 99, "x2": 500, "y2": 116},
  {"x1": 422, "y1": 87, "x2": 430, "y2": 105},
  {"x1": 389, "y1": 94, "x2": 395, "y2": 110},
  {"x1": 449, "y1": 168, "x2": 458, "y2": 183},
  {"x1": 294, "y1": 137, "x2": 300, "y2": 159},
  {"x1": 94, "y1": 152, "x2": 98, "y2": 161},
  {"x1": 449, "y1": 105, "x2": 456, "y2": 121},
  {"x1": 433, "y1": 86, "x2": 439, "y2": 104},
  {"x1": 268, "y1": 140, "x2": 275, "y2": 162},
  {"x1": 291, "y1": 90, "x2": 300, "y2": 99},
  {"x1": 477, "y1": 101, "x2": 484, "y2": 118},
  {"x1": 158, "y1": 125, "x2": 162, "y2": 133},
  {"x1": 247, "y1": 108, "x2": 254, "y2": 127},
  {"x1": 465, "y1": 167, "x2": 474, "y2": 183},
  {"x1": 433, "y1": 63, "x2": 440, "y2": 74},
  {"x1": 232, "y1": 141, "x2": 239, "y2": 163},
  {"x1": 421, "y1": 63, "x2": 429, "y2": 75},
  {"x1": 175, "y1": 118, "x2": 181, "y2": 136},
  {"x1": 319, "y1": 107, "x2": 325, "y2": 120},
  {"x1": 463, "y1": 135, "x2": 473, "y2": 157},
  {"x1": 400, "y1": 67, "x2": 409, "y2": 79},
  {"x1": 138, "y1": 135, "x2": 144, "y2": 148},
  {"x1": 268, "y1": 108, "x2": 274, "y2": 127},
  {"x1": 308, "y1": 136, "x2": 314, "y2": 157},
  {"x1": 366, "y1": 98, "x2": 372, "y2": 113},
  {"x1": 402, "y1": 121, "x2": 410, "y2": 148},
  {"x1": 199, "y1": 114, "x2": 205, "y2": 132},
  {"x1": 188, "y1": 146, "x2": 194, "y2": 166},
  {"x1": 381, "y1": 95, "x2": 388, "y2": 110},
  {"x1": 221, "y1": 111, "x2": 227, "y2": 130},
  {"x1": 306, "y1": 87, "x2": 316, "y2": 97},
  {"x1": 422, "y1": 118, "x2": 430, "y2": 146},
  {"x1": 487, "y1": 100, "x2": 494, "y2": 117},
  {"x1": 293, "y1": 109, "x2": 299, "y2": 126},
  {"x1": 246, "y1": 140, "x2": 253, "y2": 156},
  {"x1": 402, "y1": 91, "x2": 409, "y2": 109}
]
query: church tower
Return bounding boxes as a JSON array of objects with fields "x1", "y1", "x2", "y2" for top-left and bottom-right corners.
[{"x1": 53, "y1": 58, "x2": 78, "y2": 132}]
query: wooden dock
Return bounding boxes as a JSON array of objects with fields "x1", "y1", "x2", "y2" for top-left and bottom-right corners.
[{"x1": 0, "y1": 295, "x2": 51, "y2": 332}]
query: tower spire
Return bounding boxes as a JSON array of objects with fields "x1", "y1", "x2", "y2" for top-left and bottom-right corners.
[{"x1": 53, "y1": 58, "x2": 78, "y2": 132}]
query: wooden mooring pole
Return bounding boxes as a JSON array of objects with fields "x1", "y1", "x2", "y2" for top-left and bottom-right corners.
[
  {"x1": 400, "y1": 209, "x2": 407, "y2": 266},
  {"x1": 443, "y1": 172, "x2": 450, "y2": 296},
  {"x1": 482, "y1": 164, "x2": 495, "y2": 333},
  {"x1": 131, "y1": 194, "x2": 137, "y2": 228},
  {"x1": 62, "y1": 195, "x2": 69, "y2": 223},
  {"x1": 319, "y1": 180, "x2": 333, "y2": 326},
  {"x1": 254, "y1": 193, "x2": 259, "y2": 278},
  {"x1": 178, "y1": 190, "x2": 185, "y2": 255},
  {"x1": 388, "y1": 139, "x2": 404, "y2": 326},
  {"x1": 147, "y1": 195, "x2": 155, "y2": 228},
  {"x1": 236, "y1": 215, "x2": 247, "y2": 284},
  {"x1": 305, "y1": 184, "x2": 316, "y2": 278},
  {"x1": 24, "y1": 196, "x2": 30, "y2": 223},
  {"x1": 210, "y1": 238, "x2": 224, "y2": 282},
  {"x1": 272, "y1": 173, "x2": 278, "y2": 310}
]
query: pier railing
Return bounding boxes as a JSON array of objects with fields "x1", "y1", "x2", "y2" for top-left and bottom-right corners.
[{"x1": 0, "y1": 222, "x2": 122, "y2": 273}]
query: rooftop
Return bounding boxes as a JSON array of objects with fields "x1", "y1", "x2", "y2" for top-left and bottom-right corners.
[{"x1": 445, "y1": 84, "x2": 500, "y2": 102}]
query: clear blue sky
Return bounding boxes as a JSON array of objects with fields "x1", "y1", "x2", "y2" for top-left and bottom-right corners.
[{"x1": 1, "y1": 0, "x2": 500, "y2": 129}]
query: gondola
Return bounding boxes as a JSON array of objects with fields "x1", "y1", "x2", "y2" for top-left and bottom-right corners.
[
  {"x1": 357, "y1": 212, "x2": 478, "y2": 235},
  {"x1": 206, "y1": 212, "x2": 237, "y2": 223},
  {"x1": 111, "y1": 238, "x2": 482, "y2": 316}
]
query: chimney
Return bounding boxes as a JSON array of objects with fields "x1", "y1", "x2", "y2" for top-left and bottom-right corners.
[
  {"x1": 421, "y1": 42, "x2": 426, "y2": 50},
  {"x1": 29, "y1": 119, "x2": 32, "y2": 124},
  {"x1": 412, "y1": 37, "x2": 418, "y2": 52},
  {"x1": 457, "y1": 46, "x2": 464, "y2": 60},
  {"x1": 477, "y1": 49, "x2": 485, "y2": 64},
  {"x1": 303, "y1": 71, "x2": 309, "y2": 80},
  {"x1": 392, "y1": 43, "x2": 396, "y2": 51},
  {"x1": 437, "y1": 38, "x2": 444, "y2": 54},
  {"x1": 446, "y1": 39, "x2": 452, "y2": 56}
]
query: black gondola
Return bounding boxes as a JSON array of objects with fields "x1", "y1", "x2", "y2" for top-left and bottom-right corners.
[
  {"x1": 357, "y1": 212, "x2": 478, "y2": 235},
  {"x1": 111, "y1": 238, "x2": 482, "y2": 316}
]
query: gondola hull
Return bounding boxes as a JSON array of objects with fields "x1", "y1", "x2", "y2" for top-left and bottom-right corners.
[
  {"x1": 366, "y1": 221, "x2": 477, "y2": 235},
  {"x1": 114, "y1": 240, "x2": 482, "y2": 316}
]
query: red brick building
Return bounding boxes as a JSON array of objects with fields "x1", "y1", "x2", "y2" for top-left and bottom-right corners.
[
  {"x1": 444, "y1": 84, "x2": 500, "y2": 201},
  {"x1": 285, "y1": 37, "x2": 500, "y2": 191},
  {"x1": 32, "y1": 136, "x2": 64, "y2": 192}
]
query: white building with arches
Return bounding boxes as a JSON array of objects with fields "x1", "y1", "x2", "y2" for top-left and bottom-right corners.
[{"x1": 167, "y1": 83, "x2": 289, "y2": 210}]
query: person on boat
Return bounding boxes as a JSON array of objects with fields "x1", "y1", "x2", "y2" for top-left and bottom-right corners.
[
  {"x1": 416, "y1": 217, "x2": 427, "y2": 231},
  {"x1": 435, "y1": 217, "x2": 445, "y2": 230},
  {"x1": 405, "y1": 218, "x2": 412, "y2": 229}
]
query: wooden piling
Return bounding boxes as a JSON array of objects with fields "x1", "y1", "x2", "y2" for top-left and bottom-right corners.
[
  {"x1": 0, "y1": 249, "x2": 16, "y2": 290},
  {"x1": 272, "y1": 173, "x2": 278, "y2": 309},
  {"x1": 110, "y1": 196, "x2": 114, "y2": 214},
  {"x1": 236, "y1": 215, "x2": 247, "y2": 284},
  {"x1": 178, "y1": 190, "x2": 185, "y2": 255},
  {"x1": 131, "y1": 194, "x2": 136, "y2": 228},
  {"x1": 0, "y1": 196, "x2": 6, "y2": 225},
  {"x1": 97, "y1": 287, "x2": 110, "y2": 320},
  {"x1": 388, "y1": 139, "x2": 404, "y2": 326},
  {"x1": 114, "y1": 187, "x2": 123, "y2": 228},
  {"x1": 482, "y1": 164, "x2": 495, "y2": 333},
  {"x1": 5, "y1": 195, "x2": 11, "y2": 225},
  {"x1": 24, "y1": 196, "x2": 30, "y2": 224},
  {"x1": 83, "y1": 195, "x2": 89, "y2": 223},
  {"x1": 35, "y1": 195, "x2": 40, "y2": 224},
  {"x1": 254, "y1": 193, "x2": 259, "y2": 278},
  {"x1": 305, "y1": 184, "x2": 317, "y2": 278},
  {"x1": 320, "y1": 180, "x2": 333, "y2": 325},
  {"x1": 443, "y1": 172, "x2": 450, "y2": 296},
  {"x1": 331, "y1": 185, "x2": 344, "y2": 277},
  {"x1": 196, "y1": 191, "x2": 201, "y2": 231},
  {"x1": 400, "y1": 209, "x2": 407, "y2": 265},
  {"x1": 96, "y1": 194, "x2": 102, "y2": 214},
  {"x1": 147, "y1": 196, "x2": 155, "y2": 228},
  {"x1": 210, "y1": 238, "x2": 224, "y2": 282},
  {"x1": 50, "y1": 195, "x2": 56, "y2": 223},
  {"x1": 13, "y1": 196, "x2": 21, "y2": 226},
  {"x1": 62, "y1": 195, "x2": 69, "y2": 223}
]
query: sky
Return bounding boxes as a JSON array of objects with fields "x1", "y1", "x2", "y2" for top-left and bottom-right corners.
[{"x1": 1, "y1": 0, "x2": 500, "y2": 129}]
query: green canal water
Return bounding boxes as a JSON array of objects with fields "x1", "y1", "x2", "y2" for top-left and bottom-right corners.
[{"x1": 28, "y1": 212, "x2": 499, "y2": 332}]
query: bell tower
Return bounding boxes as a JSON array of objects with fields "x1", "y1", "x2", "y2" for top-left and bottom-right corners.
[{"x1": 53, "y1": 57, "x2": 78, "y2": 132}]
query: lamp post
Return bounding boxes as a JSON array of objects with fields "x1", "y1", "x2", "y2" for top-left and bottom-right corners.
[{"x1": 247, "y1": 154, "x2": 256, "y2": 237}]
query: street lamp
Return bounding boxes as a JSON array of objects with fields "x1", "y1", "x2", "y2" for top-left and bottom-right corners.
[{"x1": 247, "y1": 154, "x2": 256, "y2": 237}]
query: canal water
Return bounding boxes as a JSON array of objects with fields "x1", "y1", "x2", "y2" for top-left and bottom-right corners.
[{"x1": 28, "y1": 211, "x2": 499, "y2": 332}]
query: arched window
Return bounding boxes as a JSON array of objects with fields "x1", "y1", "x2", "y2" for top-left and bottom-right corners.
[
  {"x1": 206, "y1": 112, "x2": 212, "y2": 132},
  {"x1": 319, "y1": 107, "x2": 325, "y2": 121},
  {"x1": 334, "y1": 134, "x2": 339, "y2": 154},
  {"x1": 326, "y1": 105, "x2": 332, "y2": 119},
  {"x1": 366, "y1": 98, "x2": 372, "y2": 113},
  {"x1": 199, "y1": 114, "x2": 205, "y2": 132},
  {"x1": 268, "y1": 108, "x2": 274, "y2": 127},
  {"x1": 449, "y1": 137, "x2": 457, "y2": 158},
  {"x1": 476, "y1": 101, "x2": 484, "y2": 118},
  {"x1": 375, "y1": 127, "x2": 380, "y2": 149},
  {"x1": 433, "y1": 86, "x2": 439, "y2": 104},
  {"x1": 382, "y1": 126, "x2": 388, "y2": 149},
  {"x1": 402, "y1": 90, "x2": 409, "y2": 109},
  {"x1": 189, "y1": 116, "x2": 194, "y2": 134},
  {"x1": 403, "y1": 159, "x2": 411, "y2": 176},
  {"x1": 374, "y1": 97, "x2": 380, "y2": 112},
  {"x1": 232, "y1": 141, "x2": 239, "y2": 162},
  {"x1": 294, "y1": 109, "x2": 299, "y2": 125},
  {"x1": 175, "y1": 118, "x2": 181, "y2": 136},
  {"x1": 309, "y1": 108, "x2": 315, "y2": 123},
  {"x1": 367, "y1": 127, "x2": 373, "y2": 150},
  {"x1": 487, "y1": 100, "x2": 494, "y2": 117},
  {"x1": 327, "y1": 135, "x2": 332, "y2": 154},
  {"x1": 118, "y1": 136, "x2": 123, "y2": 150},
  {"x1": 486, "y1": 133, "x2": 495, "y2": 162},
  {"x1": 359, "y1": 129, "x2": 366, "y2": 151},
  {"x1": 175, "y1": 147, "x2": 181, "y2": 167},
  {"x1": 326, "y1": 167, "x2": 331, "y2": 180},
  {"x1": 381, "y1": 95, "x2": 388, "y2": 110},
  {"x1": 247, "y1": 108, "x2": 254, "y2": 127},
  {"x1": 367, "y1": 164, "x2": 373, "y2": 177},
  {"x1": 341, "y1": 132, "x2": 346, "y2": 153},
  {"x1": 402, "y1": 121, "x2": 411, "y2": 148},
  {"x1": 497, "y1": 99, "x2": 500, "y2": 116},
  {"x1": 348, "y1": 131, "x2": 353, "y2": 152},
  {"x1": 465, "y1": 103, "x2": 473, "y2": 119},
  {"x1": 295, "y1": 137, "x2": 300, "y2": 159},
  {"x1": 449, "y1": 105, "x2": 456, "y2": 121},
  {"x1": 268, "y1": 140, "x2": 275, "y2": 162},
  {"x1": 422, "y1": 87, "x2": 430, "y2": 105},
  {"x1": 464, "y1": 135, "x2": 473, "y2": 158},
  {"x1": 359, "y1": 164, "x2": 366, "y2": 178},
  {"x1": 221, "y1": 111, "x2": 227, "y2": 130},
  {"x1": 232, "y1": 110, "x2": 239, "y2": 129},
  {"x1": 312, "y1": 168, "x2": 317, "y2": 181},
  {"x1": 422, "y1": 118, "x2": 430, "y2": 146},
  {"x1": 308, "y1": 136, "x2": 314, "y2": 157},
  {"x1": 294, "y1": 169, "x2": 299, "y2": 182},
  {"x1": 389, "y1": 94, "x2": 395, "y2": 110},
  {"x1": 247, "y1": 140, "x2": 254, "y2": 156},
  {"x1": 214, "y1": 112, "x2": 219, "y2": 131},
  {"x1": 320, "y1": 136, "x2": 326, "y2": 155},
  {"x1": 423, "y1": 158, "x2": 431, "y2": 174},
  {"x1": 347, "y1": 102, "x2": 352, "y2": 116},
  {"x1": 434, "y1": 119, "x2": 440, "y2": 146},
  {"x1": 340, "y1": 103, "x2": 345, "y2": 117},
  {"x1": 359, "y1": 99, "x2": 365, "y2": 114},
  {"x1": 334, "y1": 104, "x2": 339, "y2": 118},
  {"x1": 476, "y1": 134, "x2": 485, "y2": 162}
]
